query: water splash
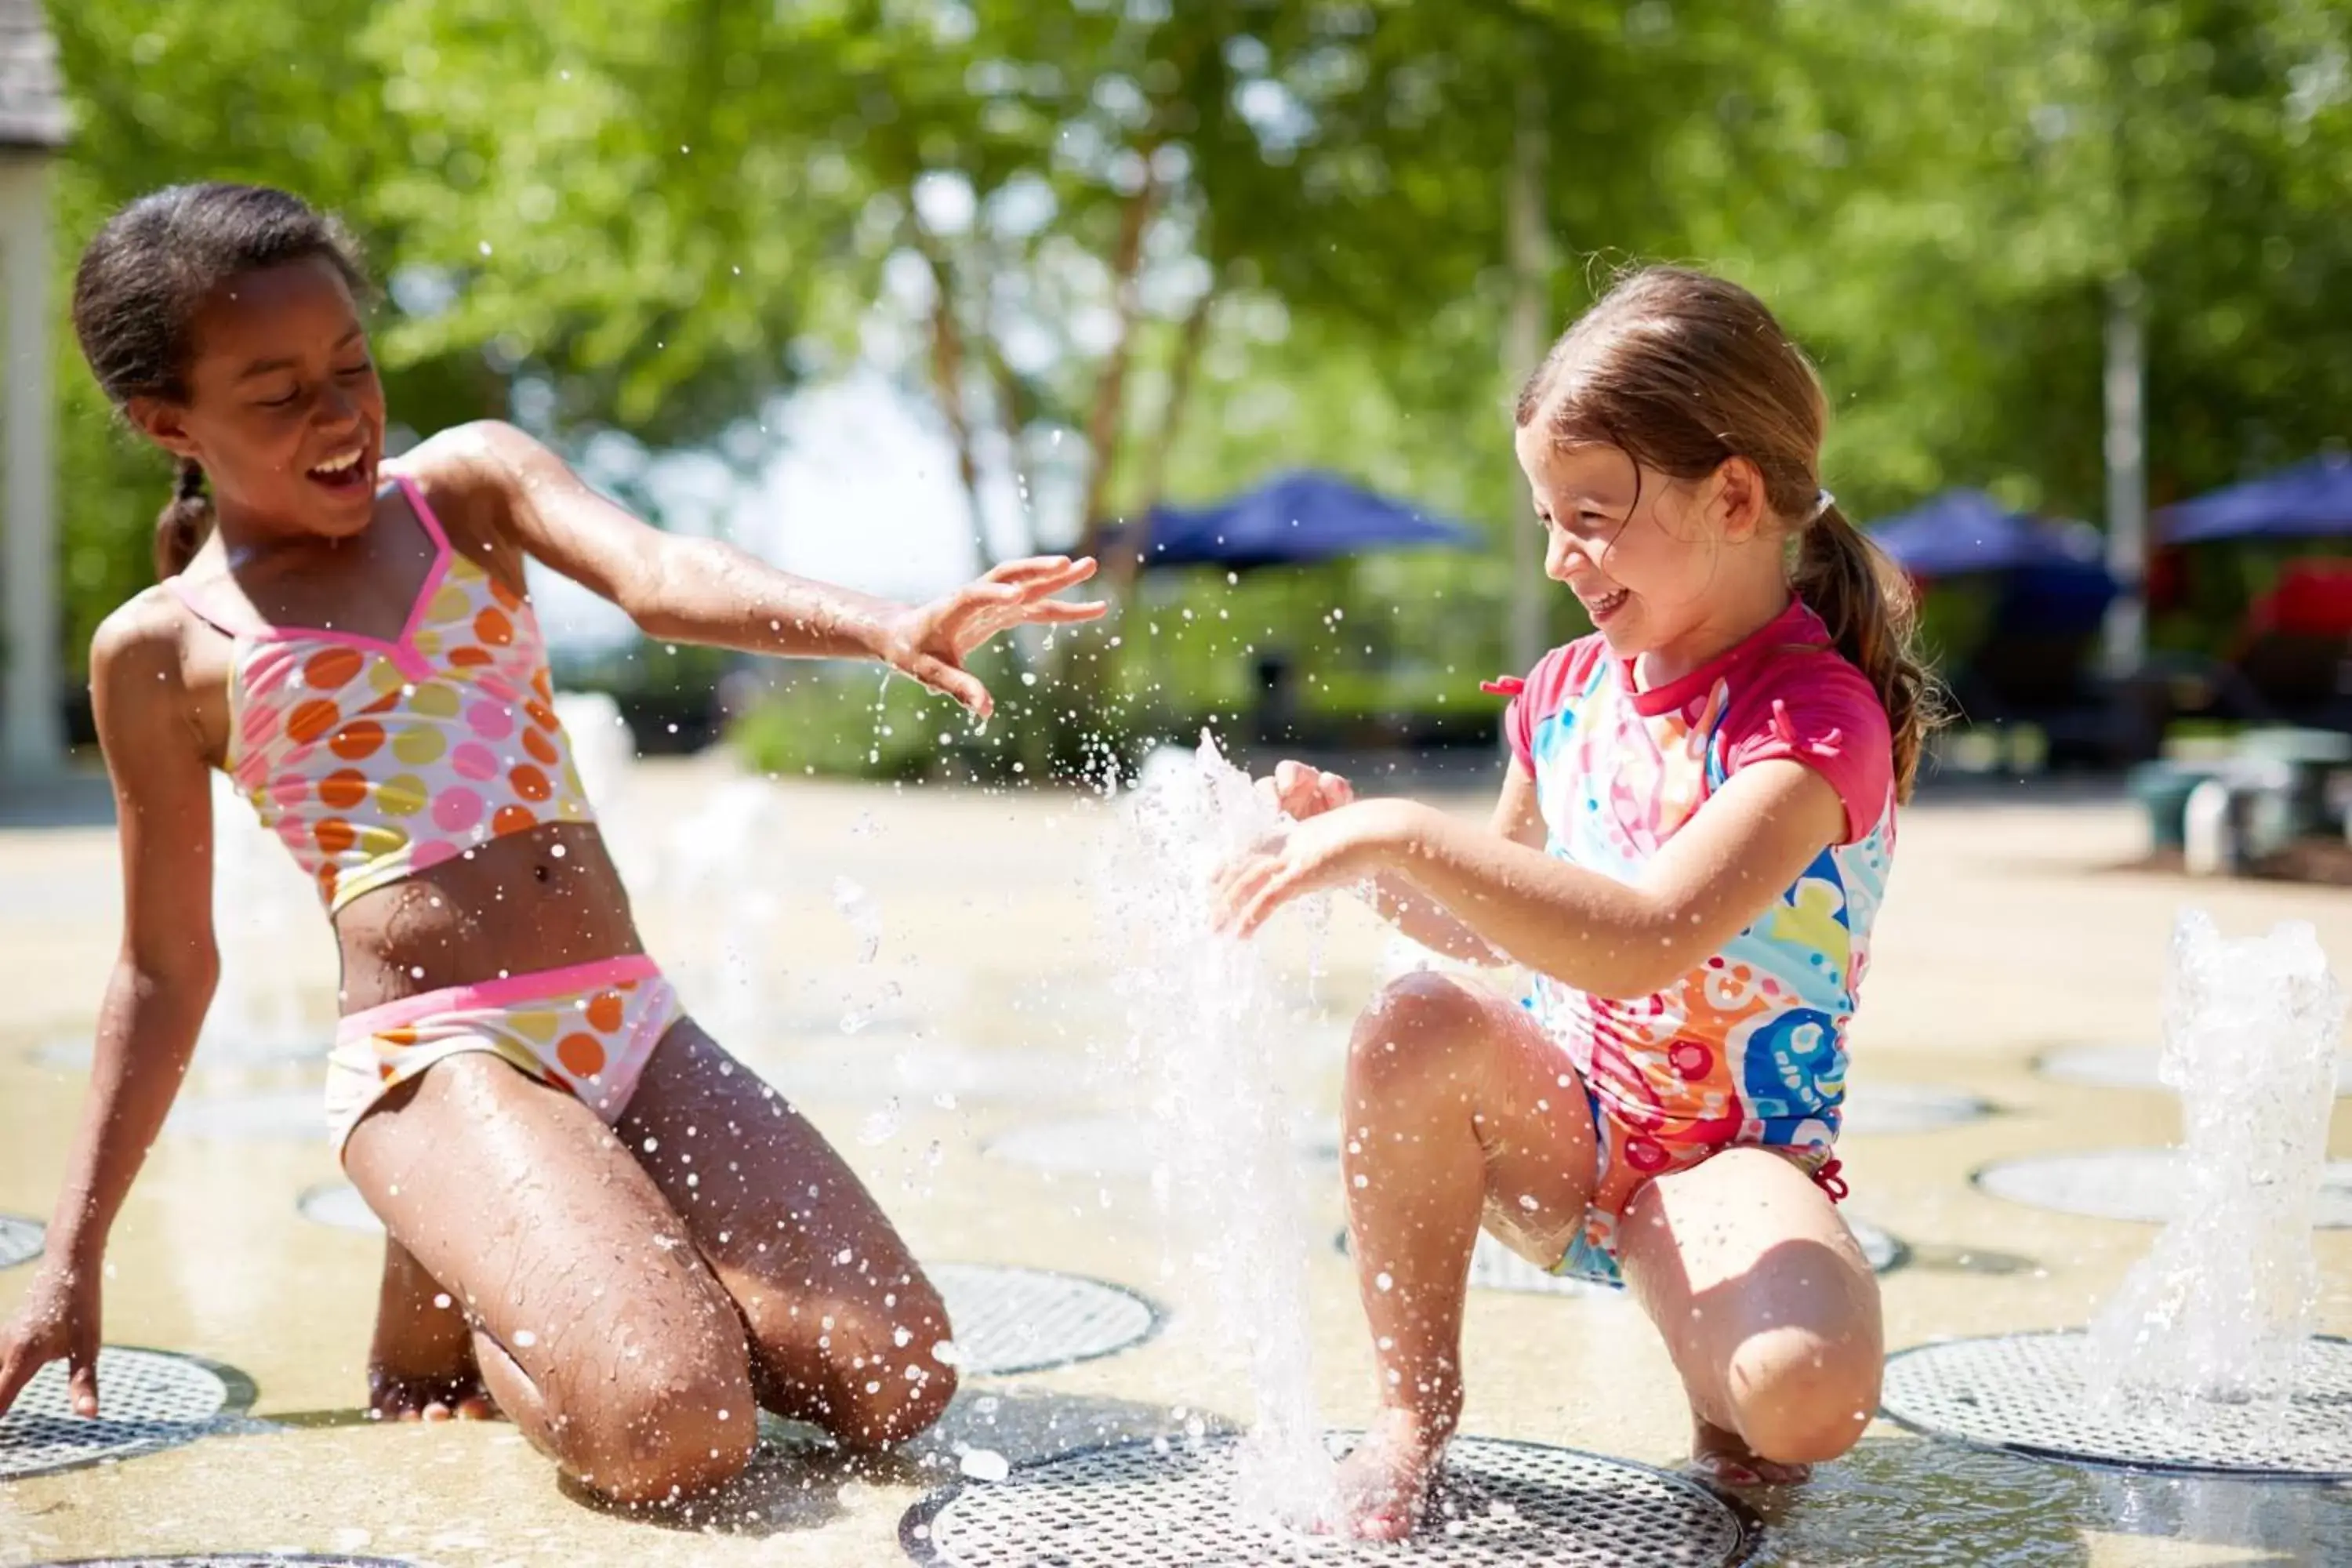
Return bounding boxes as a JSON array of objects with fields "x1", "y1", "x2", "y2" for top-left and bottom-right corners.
[
  {"x1": 2085, "y1": 909, "x2": 2345, "y2": 1423},
  {"x1": 1094, "y1": 732, "x2": 1336, "y2": 1528}
]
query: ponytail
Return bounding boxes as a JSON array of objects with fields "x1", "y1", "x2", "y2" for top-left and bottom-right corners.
[
  {"x1": 1792, "y1": 502, "x2": 1940, "y2": 800},
  {"x1": 155, "y1": 456, "x2": 213, "y2": 579}
]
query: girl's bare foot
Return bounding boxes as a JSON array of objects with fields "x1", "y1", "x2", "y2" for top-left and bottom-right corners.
[
  {"x1": 1327, "y1": 1410, "x2": 1447, "y2": 1542},
  {"x1": 1690, "y1": 1414, "x2": 1810, "y2": 1487},
  {"x1": 366, "y1": 1237, "x2": 498, "y2": 1423}
]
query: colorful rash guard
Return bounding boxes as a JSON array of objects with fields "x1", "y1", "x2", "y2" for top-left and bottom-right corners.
[{"x1": 1503, "y1": 598, "x2": 1896, "y2": 1279}]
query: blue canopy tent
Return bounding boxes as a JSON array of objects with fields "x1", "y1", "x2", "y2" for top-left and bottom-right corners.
[
  {"x1": 1867, "y1": 488, "x2": 2117, "y2": 633},
  {"x1": 1867, "y1": 490, "x2": 2126, "y2": 755},
  {"x1": 2158, "y1": 454, "x2": 2352, "y2": 544},
  {"x1": 1114, "y1": 468, "x2": 1481, "y2": 572}
]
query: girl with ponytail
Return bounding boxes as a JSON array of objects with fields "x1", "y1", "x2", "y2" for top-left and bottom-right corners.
[{"x1": 1213, "y1": 266, "x2": 1936, "y2": 1537}]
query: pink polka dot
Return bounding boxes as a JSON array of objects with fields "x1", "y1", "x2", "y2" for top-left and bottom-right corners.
[
  {"x1": 269, "y1": 775, "x2": 310, "y2": 808},
  {"x1": 432, "y1": 787, "x2": 484, "y2": 833},
  {"x1": 450, "y1": 742, "x2": 499, "y2": 781},
  {"x1": 466, "y1": 700, "x2": 515, "y2": 741},
  {"x1": 477, "y1": 673, "x2": 522, "y2": 703},
  {"x1": 412, "y1": 839, "x2": 459, "y2": 872}
]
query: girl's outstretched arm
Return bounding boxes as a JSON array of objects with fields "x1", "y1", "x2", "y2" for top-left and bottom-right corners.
[
  {"x1": 1258, "y1": 758, "x2": 1535, "y2": 965},
  {"x1": 0, "y1": 600, "x2": 220, "y2": 1420},
  {"x1": 1216, "y1": 759, "x2": 1846, "y2": 1000},
  {"x1": 416, "y1": 421, "x2": 1104, "y2": 717}
]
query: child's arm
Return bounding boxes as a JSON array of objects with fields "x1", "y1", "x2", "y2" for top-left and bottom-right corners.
[
  {"x1": 413, "y1": 422, "x2": 1104, "y2": 717},
  {"x1": 0, "y1": 603, "x2": 220, "y2": 1419},
  {"x1": 1259, "y1": 759, "x2": 1530, "y2": 965},
  {"x1": 1218, "y1": 758, "x2": 1846, "y2": 1000}
]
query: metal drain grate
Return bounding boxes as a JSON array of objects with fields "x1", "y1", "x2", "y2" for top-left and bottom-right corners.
[
  {"x1": 0, "y1": 1346, "x2": 252, "y2": 1479},
  {"x1": 901, "y1": 1432, "x2": 1755, "y2": 1566},
  {"x1": 296, "y1": 1182, "x2": 384, "y2": 1234},
  {"x1": 932, "y1": 1264, "x2": 1163, "y2": 1377},
  {"x1": 1975, "y1": 1149, "x2": 2352, "y2": 1226},
  {"x1": 1882, "y1": 1331, "x2": 2352, "y2": 1479},
  {"x1": 1838, "y1": 1083, "x2": 1991, "y2": 1135},
  {"x1": 2037, "y1": 1043, "x2": 2352, "y2": 1097},
  {"x1": 0, "y1": 1211, "x2": 43, "y2": 1269}
]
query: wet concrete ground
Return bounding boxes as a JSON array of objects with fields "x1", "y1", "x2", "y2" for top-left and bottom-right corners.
[{"x1": 2, "y1": 752, "x2": 2350, "y2": 1566}]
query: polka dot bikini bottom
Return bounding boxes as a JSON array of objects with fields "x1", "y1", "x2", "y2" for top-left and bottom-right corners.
[{"x1": 325, "y1": 955, "x2": 684, "y2": 1154}]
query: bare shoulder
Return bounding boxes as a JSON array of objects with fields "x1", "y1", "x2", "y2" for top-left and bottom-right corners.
[
  {"x1": 89, "y1": 586, "x2": 205, "y2": 749},
  {"x1": 388, "y1": 421, "x2": 556, "y2": 533}
]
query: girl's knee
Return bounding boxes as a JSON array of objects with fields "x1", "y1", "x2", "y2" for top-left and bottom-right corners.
[
  {"x1": 1722, "y1": 1328, "x2": 1881, "y2": 1465},
  {"x1": 569, "y1": 1339, "x2": 759, "y2": 1504},
  {"x1": 748, "y1": 1277, "x2": 960, "y2": 1448},
  {"x1": 1349, "y1": 972, "x2": 1490, "y2": 1091}
]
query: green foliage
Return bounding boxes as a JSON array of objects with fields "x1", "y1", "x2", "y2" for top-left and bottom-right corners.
[{"x1": 42, "y1": 0, "x2": 2352, "y2": 718}]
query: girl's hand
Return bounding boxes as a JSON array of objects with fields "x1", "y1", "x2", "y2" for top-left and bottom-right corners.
[
  {"x1": 880, "y1": 557, "x2": 1107, "y2": 719},
  {"x1": 1258, "y1": 759, "x2": 1355, "y2": 822},
  {"x1": 0, "y1": 1261, "x2": 103, "y2": 1419},
  {"x1": 1212, "y1": 800, "x2": 1417, "y2": 938}
]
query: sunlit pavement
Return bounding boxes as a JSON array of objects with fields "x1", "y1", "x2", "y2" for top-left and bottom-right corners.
[{"x1": 3, "y1": 751, "x2": 2349, "y2": 1566}]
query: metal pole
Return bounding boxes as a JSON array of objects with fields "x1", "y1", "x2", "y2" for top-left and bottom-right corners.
[
  {"x1": 2101, "y1": 272, "x2": 2147, "y2": 678},
  {"x1": 1504, "y1": 52, "x2": 1550, "y2": 678},
  {"x1": 1, "y1": 156, "x2": 61, "y2": 778}
]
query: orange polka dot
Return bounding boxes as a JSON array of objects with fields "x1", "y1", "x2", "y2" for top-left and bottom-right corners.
[
  {"x1": 489, "y1": 575, "x2": 523, "y2": 612},
  {"x1": 318, "y1": 769, "x2": 369, "y2": 811},
  {"x1": 448, "y1": 645, "x2": 494, "y2": 670},
  {"x1": 360, "y1": 690, "x2": 402, "y2": 716},
  {"x1": 473, "y1": 608, "x2": 514, "y2": 646},
  {"x1": 522, "y1": 728, "x2": 560, "y2": 767},
  {"x1": 379, "y1": 1026, "x2": 421, "y2": 1048},
  {"x1": 329, "y1": 718, "x2": 385, "y2": 760},
  {"x1": 303, "y1": 647, "x2": 365, "y2": 690},
  {"x1": 584, "y1": 991, "x2": 625, "y2": 1033},
  {"x1": 510, "y1": 764, "x2": 552, "y2": 802},
  {"x1": 316, "y1": 865, "x2": 338, "y2": 901},
  {"x1": 286, "y1": 699, "x2": 340, "y2": 744},
  {"x1": 532, "y1": 667, "x2": 553, "y2": 701},
  {"x1": 492, "y1": 804, "x2": 537, "y2": 837},
  {"x1": 314, "y1": 818, "x2": 356, "y2": 855},
  {"x1": 525, "y1": 702, "x2": 558, "y2": 732},
  {"x1": 556, "y1": 1033, "x2": 606, "y2": 1079}
]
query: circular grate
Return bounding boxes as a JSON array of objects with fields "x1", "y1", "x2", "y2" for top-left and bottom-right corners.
[
  {"x1": 2037, "y1": 1043, "x2": 2352, "y2": 1098},
  {"x1": 932, "y1": 1264, "x2": 1163, "y2": 1377},
  {"x1": 987, "y1": 1114, "x2": 1336, "y2": 1178},
  {"x1": 1882, "y1": 1330, "x2": 2352, "y2": 1479},
  {"x1": 296, "y1": 1182, "x2": 384, "y2": 1235},
  {"x1": 1975, "y1": 1149, "x2": 2352, "y2": 1226},
  {"x1": 0, "y1": 1211, "x2": 44, "y2": 1269},
  {"x1": 0, "y1": 1346, "x2": 253, "y2": 1479},
  {"x1": 1837, "y1": 1083, "x2": 1992, "y2": 1136},
  {"x1": 901, "y1": 1432, "x2": 1755, "y2": 1566}
]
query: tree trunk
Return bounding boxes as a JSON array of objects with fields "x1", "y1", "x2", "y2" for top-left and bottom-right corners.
[
  {"x1": 912, "y1": 223, "x2": 996, "y2": 569},
  {"x1": 1108, "y1": 278, "x2": 1218, "y2": 600},
  {"x1": 1071, "y1": 162, "x2": 1165, "y2": 564}
]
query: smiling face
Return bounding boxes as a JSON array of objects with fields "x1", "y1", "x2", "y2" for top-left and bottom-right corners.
[
  {"x1": 129, "y1": 256, "x2": 387, "y2": 542},
  {"x1": 1514, "y1": 422, "x2": 1790, "y2": 678}
]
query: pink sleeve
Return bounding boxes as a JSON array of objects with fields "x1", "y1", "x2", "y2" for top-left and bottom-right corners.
[
  {"x1": 1504, "y1": 641, "x2": 1589, "y2": 773},
  {"x1": 1720, "y1": 653, "x2": 1893, "y2": 843}
]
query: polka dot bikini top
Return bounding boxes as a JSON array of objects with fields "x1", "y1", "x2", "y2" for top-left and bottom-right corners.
[{"x1": 165, "y1": 475, "x2": 597, "y2": 913}]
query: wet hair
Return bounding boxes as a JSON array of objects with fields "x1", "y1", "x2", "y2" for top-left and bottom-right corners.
[
  {"x1": 1516, "y1": 265, "x2": 1940, "y2": 799},
  {"x1": 70, "y1": 183, "x2": 368, "y2": 579}
]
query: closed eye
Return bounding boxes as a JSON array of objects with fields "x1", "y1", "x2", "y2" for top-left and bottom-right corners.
[{"x1": 336, "y1": 359, "x2": 374, "y2": 377}]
